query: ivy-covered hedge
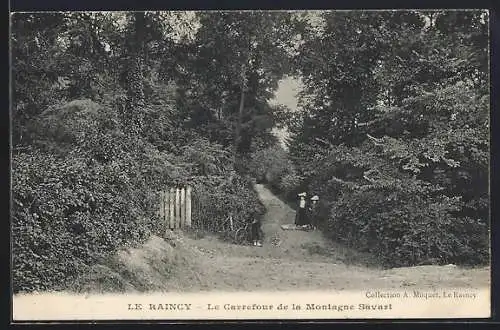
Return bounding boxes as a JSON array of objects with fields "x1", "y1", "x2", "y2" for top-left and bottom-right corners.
[{"x1": 12, "y1": 150, "x2": 158, "y2": 292}]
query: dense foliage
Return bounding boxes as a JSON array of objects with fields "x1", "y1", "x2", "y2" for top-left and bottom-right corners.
[
  {"x1": 11, "y1": 12, "x2": 286, "y2": 292},
  {"x1": 286, "y1": 11, "x2": 489, "y2": 267},
  {"x1": 11, "y1": 10, "x2": 490, "y2": 292}
]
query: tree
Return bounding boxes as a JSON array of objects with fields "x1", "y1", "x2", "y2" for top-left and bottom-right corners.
[
  {"x1": 11, "y1": 13, "x2": 69, "y2": 146},
  {"x1": 11, "y1": 11, "x2": 274, "y2": 292},
  {"x1": 288, "y1": 10, "x2": 489, "y2": 266},
  {"x1": 11, "y1": 12, "x2": 129, "y2": 145},
  {"x1": 178, "y1": 11, "x2": 298, "y2": 164},
  {"x1": 290, "y1": 11, "x2": 386, "y2": 155}
]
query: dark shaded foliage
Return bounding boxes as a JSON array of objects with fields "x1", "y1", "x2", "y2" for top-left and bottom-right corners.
[
  {"x1": 286, "y1": 10, "x2": 489, "y2": 267},
  {"x1": 12, "y1": 99, "x2": 266, "y2": 292}
]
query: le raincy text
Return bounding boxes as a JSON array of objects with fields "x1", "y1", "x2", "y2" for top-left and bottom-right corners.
[{"x1": 128, "y1": 303, "x2": 192, "y2": 311}]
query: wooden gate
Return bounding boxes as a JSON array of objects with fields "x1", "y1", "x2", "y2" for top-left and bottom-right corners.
[{"x1": 159, "y1": 186, "x2": 192, "y2": 230}]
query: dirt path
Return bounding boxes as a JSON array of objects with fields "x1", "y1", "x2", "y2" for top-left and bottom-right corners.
[
  {"x1": 83, "y1": 184, "x2": 489, "y2": 293},
  {"x1": 166, "y1": 184, "x2": 490, "y2": 292}
]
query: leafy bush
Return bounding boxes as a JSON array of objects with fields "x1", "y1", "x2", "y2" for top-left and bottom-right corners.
[
  {"x1": 248, "y1": 145, "x2": 296, "y2": 189},
  {"x1": 12, "y1": 149, "x2": 159, "y2": 292},
  {"x1": 12, "y1": 100, "x2": 174, "y2": 292},
  {"x1": 290, "y1": 138, "x2": 489, "y2": 268},
  {"x1": 190, "y1": 173, "x2": 266, "y2": 238},
  {"x1": 285, "y1": 11, "x2": 489, "y2": 268},
  {"x1": 277, "y1": 171, "x2": 303, "y2": 199},
  {"x1": 179, "y1": 138, "x2": 233, "y2": 176},
  {"x1": 174, "y1": 138, "x2": 267, "y2": 238},
  {"x1": 12, "y1": 99, "x2": 268, "y2": 292},
  {"x1": 327, "y1": 180, "x2": 489, "y2": 267}
]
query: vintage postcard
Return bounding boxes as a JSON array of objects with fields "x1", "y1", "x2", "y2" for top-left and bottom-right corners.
[{"x1": 10, "y1": 9, "x2": 491, "y2": 321}]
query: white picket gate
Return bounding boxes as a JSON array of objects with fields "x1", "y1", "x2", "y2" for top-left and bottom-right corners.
[{"x1": 159, "y1": 186, "x2": 192, "y2": 230}]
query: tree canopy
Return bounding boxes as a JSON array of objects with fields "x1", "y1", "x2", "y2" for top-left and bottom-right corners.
[{"x1": 285, "y1": 10, "x2": 489, "y2": 266}]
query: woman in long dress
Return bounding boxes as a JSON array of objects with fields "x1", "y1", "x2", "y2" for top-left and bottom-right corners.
[{"x1": 295, "y1": 192, "x2": 307, "y2": 226}]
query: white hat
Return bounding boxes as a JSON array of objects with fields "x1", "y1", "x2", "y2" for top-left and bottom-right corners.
[
  {"x1": 311, "y1": 195, "x2": 319, "y2": 201},
  {"x1": 298, "y1": 192, "x2": 307, "y2": 197}
]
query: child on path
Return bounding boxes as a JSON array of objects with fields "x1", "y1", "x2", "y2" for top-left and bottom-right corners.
[
  {"x1": 308, "y1": 195, "x2": 320, "y2": 230},
  {"x1": 251, "y1": 216, "x2": 263, "y2": 247}
]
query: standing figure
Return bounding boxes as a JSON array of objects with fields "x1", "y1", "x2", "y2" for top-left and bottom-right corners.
[
  {"x1": 251, "y1": 217, "x2": 263, "y2": 247},
  {"x1": 295, "y1": 192, "x2": 308, "y2": 227},
  {"x1": 309, "y1": 195, "x2": 320, "y2": 230}
]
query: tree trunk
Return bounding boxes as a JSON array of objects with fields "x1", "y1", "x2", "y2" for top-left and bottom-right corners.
[
  {"x1": 125, "y1": 12, "x2": 146, "y2": 135},
  {"x1": 232, "y1": 34, "x2": 252, "y2": 166},
  {"x1": 233, "y1": 65, "x2": 247, "y2": 165}
]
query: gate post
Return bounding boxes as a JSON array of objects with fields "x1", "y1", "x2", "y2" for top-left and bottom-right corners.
[
  {"x1": 186, "y1": 186, "x2": 192, "y2": 228},
  {"x1": 180, "y1": 187, "x2": 185, "y2": 228},
  {"x1": 175, "y1": 188, "x2": 181, "y2": 229},
  {"x1": 159, "y1": 191, "x2": 164, "y2": 221},
  {"x1": 164, "y1": 189, "x2": 169, "y2": 231},
  {"x1": 169, "y1": 188, "x2": 175, "y2": 229}
]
